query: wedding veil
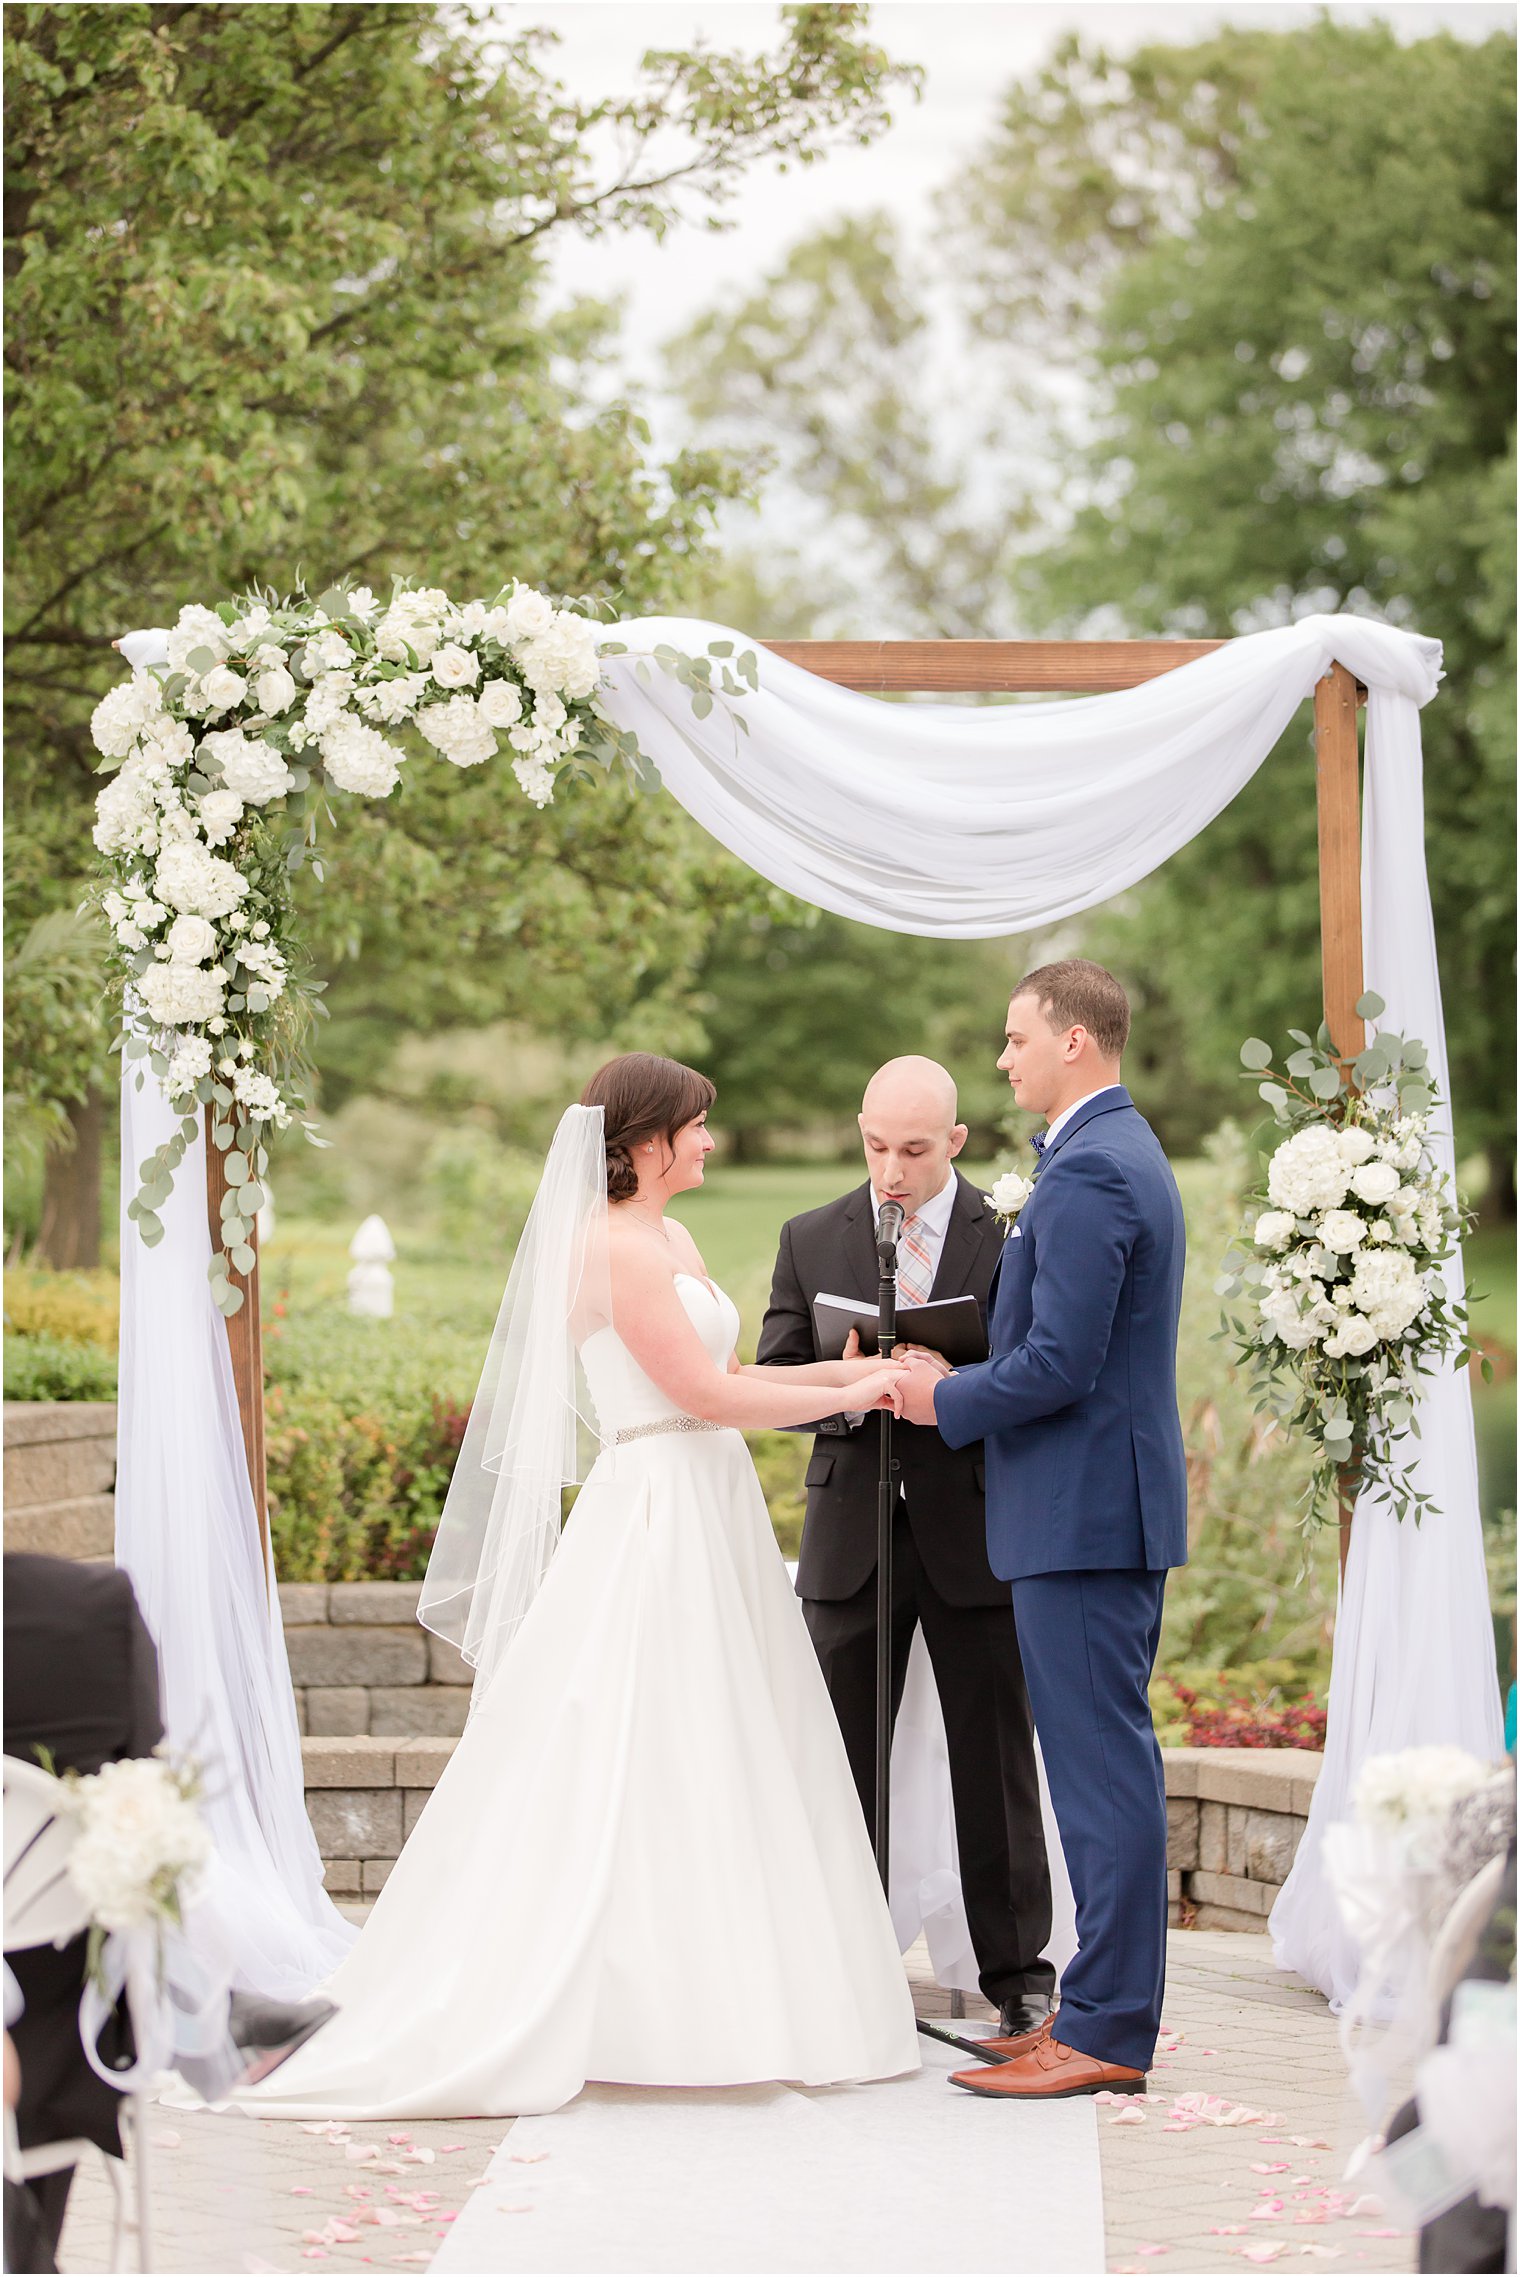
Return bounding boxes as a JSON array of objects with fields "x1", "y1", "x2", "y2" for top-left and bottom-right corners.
[{"x1": 418, "y1": 1103, "x2": 611, "y2": 1695}]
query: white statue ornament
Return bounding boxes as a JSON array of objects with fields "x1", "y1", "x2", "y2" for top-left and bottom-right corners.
[{"x1": 347, "y1": 1214, "x2": 395, "y2": 1318}]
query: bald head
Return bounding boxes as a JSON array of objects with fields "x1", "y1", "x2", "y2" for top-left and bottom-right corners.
[{"x1": 858, "y1": 1057, "x2": 967, "y2": 1215}]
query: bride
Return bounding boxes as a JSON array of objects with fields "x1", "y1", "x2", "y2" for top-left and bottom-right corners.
[{"x1": 245, "y1": 1053, "x2": 922, "y2": 2118}]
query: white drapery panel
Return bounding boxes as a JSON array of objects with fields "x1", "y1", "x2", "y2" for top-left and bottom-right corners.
[
  {"x1": 112, "y1": 607, "x2": 1500, "y2": 2005},
  {"x1": 117, "y1": 1071, "x2": 356, "y2": 1999}
]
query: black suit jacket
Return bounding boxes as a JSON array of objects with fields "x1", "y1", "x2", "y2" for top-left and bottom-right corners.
[
  {"x1": 4, "y1": 1554, "x2": 164, "y2": 2160},
  {"x1": 756, "y1": 1171, "x2": 1008, "y2": 1607}
]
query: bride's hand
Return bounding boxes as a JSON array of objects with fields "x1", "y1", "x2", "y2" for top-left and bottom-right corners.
[{"x1": 856, "y1": 1364, "x2": 908, "y2": 1415}]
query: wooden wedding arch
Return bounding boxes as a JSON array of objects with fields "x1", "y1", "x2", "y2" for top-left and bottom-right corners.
[{"x1": 210, "y1": 641, "x2": 1366, "y2": 1565}]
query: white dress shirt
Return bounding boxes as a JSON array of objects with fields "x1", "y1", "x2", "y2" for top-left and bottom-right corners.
[{"x1": 1041, "y1": 1083, "x2": 1125, "y2": 1151}]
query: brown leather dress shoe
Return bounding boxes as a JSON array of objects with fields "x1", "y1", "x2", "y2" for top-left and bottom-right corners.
[
  {"x1": 966, "y1": 2011, "x2": 1057, "y2": 2064},
  {"x1": 949, "y1": 2032, "x2": 1147, "y2": 2100}
]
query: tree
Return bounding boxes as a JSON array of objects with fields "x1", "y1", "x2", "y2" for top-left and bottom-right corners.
[
  {"x1": 947, "y1": 19, "x2": 1516, "y2": 1188},
  {"x1": 3, "y1": 1, "x2": 916, "y2": 1252}
]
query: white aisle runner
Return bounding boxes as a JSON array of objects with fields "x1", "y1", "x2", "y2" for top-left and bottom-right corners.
[{"x1": 433, "y1": 2029, "x2": 1103, "y2": 2274}]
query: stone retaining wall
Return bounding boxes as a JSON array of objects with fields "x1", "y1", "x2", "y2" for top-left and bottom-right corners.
[
  {"x1": 305, "y1": 1733, "x2": 1323, "y2": 1931},
  {"x1": 280, "y1": 1582, "x2": 470, "y2": 1739},
  {"x1": 2, "y1": 1401, "x2": 117, "y2": 1560},
  {"x1": 1165, "y1": 1747, "x2": 1321, "y2": 1931}
]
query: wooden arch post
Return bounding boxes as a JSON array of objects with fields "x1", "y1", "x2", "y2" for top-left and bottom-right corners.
[{"x1": 211, "y1": 638, "x2": 1366, "y2": 1577}]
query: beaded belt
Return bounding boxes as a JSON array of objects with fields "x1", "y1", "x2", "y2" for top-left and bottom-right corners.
[{"x1": 612, "y1": 1416, "x2": 724, "y2": 1447}]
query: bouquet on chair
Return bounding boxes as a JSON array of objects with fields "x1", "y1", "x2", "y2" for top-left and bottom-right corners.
[{"x1": 1217, "y1": 992, "x2": 1483, "y2": 1533}]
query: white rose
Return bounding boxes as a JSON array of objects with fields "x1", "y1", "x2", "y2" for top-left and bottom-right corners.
[
  {"x1": 503, "y1": 583, "x2": 555, "y2": 642},
  {"x1": 1337, "y1": 1126, "x2": 1377, "y2": 1164},
  {"x1": 1350, "y1": 1160, "x2": 1401, "y2": 1206},
  {"x1": 430, "y1": 642, "x2": 480, "y2": 689},
  {"x1": 254, "y1": 665, "x2": 297, "y2": 716},
  {"x1": 165, "y1": 914, "x2": 217, "y2": 964},
  {"x1": 989, "y1": 1170, "x2": 1035, "y2": 1222},
  {"x1": 477, "y1": 678, "x2": 524, "y2": 728},
  {"x1": 196, "y1": 788, "x2": 244, "y2": 846},
  {"x1": 1323, "y1": 1312, "x2": 1379, "y2": 1358},
  {"x1": 153, "y1": 842, "x2": 248, "y2": 920},
  {"x1": 1252, "y1": 1210, "x2": 1297, "y2": 1250},
  {"x1": 1317, "y1": 1210, "x2": 1369, "y2": 1254},
  {"x1": 137, "y1": 960, "x2": 227, "y2": 1027},
  {"x1": 198, "y1": 665, "x2": 248, "y2": 716}
]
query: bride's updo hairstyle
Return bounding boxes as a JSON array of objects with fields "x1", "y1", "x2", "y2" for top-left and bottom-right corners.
[{"x1": 580, "y1": 1054, "x2": 717, "y2": 1202}]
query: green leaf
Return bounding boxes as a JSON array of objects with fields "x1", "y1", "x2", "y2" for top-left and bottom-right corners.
[
  {"x1": 1239, "y1": 1037, "x2": 1274, "y2": 1069},
  {"x1": 1355, "y1": 991, "x2": 1387, "y2": 1021},
  {"x1": 707, "y1": 639, "x2": 734, "y2": 657},
  {"x1": 1258, "y1": 1081, "x2": 1289, "y2": 1111},
  {"x1": 185, "y1": 645, "x2": 218, "y2": 675},
  {"x1": 225, "y1": 1151, "x2": 249, "y2": 1185},
  {"x1": 690, "y1": 689, "x2": 714, "y2": 720},
  {"x1": 318, "y1": 586, "x2": 350, "y2": 619},
  {"x1": 230, "y1": 1243, "x2": 256, "y2": 1275},
  {"x1": 217, "y1": 1283, "x2": 246, "y2": 1318},
  {"x1": 241, "y1": 1181, "x2": 266, "y2": 1213},
  {"x1": 1309, "y1": 1065, "x2": 1343, "y2": 1100},
  {"x1": 138, "y1": 1214, "x2": 165, "y2": 1248}
]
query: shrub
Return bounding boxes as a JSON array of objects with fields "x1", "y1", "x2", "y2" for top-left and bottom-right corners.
[
  {"x1": 1150, "y1": 1661, "x2": 1327, "y2": 1750},
  {"x1": 3, "y1": 1268, "x2": 118, "y2": 1348},
  {"x1": 3, "y1": 1333, "x2": 118, "y2": 1403}
]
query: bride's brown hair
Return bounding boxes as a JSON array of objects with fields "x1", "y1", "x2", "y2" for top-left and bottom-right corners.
[{"x1": 580, "y1": 1054, "x2": 717, "y2": 1202}]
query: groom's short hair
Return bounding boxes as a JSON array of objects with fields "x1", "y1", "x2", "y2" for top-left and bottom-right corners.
[{"x1": 1013, "y1": 959, "x2": 1130, "y2": 1059}]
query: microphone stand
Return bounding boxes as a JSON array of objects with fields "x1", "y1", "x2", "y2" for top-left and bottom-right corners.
[{"x1": 873, "y1": 1212, "x2": 993, "y2": 2067}]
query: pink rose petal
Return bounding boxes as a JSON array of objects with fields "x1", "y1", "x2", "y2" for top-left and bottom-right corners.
[
  {"x1": 1107, "y1": 2105, "x2": 1148, "y2": 2124},
  {"x1": 1251, "y1": 2162, "x2": 1290, "y2": 2175},
  {"x1": 290, "y1": 2187, "x2": 315, "y2": 2197},
  {"x1": 1209, "y1": 2227, "x2": 1246, "y2": 2238},
  {"x1": 509, "y1": 2148, "x2": 549, "y2": 2163},
  {"x1": 1356, "y1": 2230, "x2": 1402, "y2": 2239},
  {"x1": 1136, "y1": 2249, "x2": 1170, "y2": 2258},
  {"x1": 1289, "y1": 2136, "x2": 1330, "y2": 2150},
  {"x1": 1242, "y1": 2251, "x2": 1286, "y2": 2266}
]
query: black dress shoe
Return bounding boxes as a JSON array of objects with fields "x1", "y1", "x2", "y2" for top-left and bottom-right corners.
[{"x1": 998, "y1": 1993, "x2": 1056, "y2": 2040}]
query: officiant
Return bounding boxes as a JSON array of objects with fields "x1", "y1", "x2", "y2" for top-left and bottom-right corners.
[{"x1": 757, "y1": 1058, "x2": 1055, "y2": 2035}]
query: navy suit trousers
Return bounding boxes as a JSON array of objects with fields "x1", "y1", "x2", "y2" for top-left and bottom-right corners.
[{"x1": 1012, "y1": 1567, "x2": 1169, "y2": 2072}]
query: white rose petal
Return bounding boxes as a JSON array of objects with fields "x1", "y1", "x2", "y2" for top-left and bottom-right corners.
[
  {"x1": 198, "y1": 666, "x2": 248, "y2": 716},
  {"x1": 1317, "y1": 1210, "x2": 1369, "y2": 1255},
  {"x1": 254, "y1": 666, "x2": 297, "y2": 716},
  {"x1": 196, "y1": 788, "x2": 245, "y2": 846},
  {"x1": 1337, "y1": 1126, "x2": 1377, "y2": 1164},
  {"x1": 165, "y1": 914, "x2": 217, "y2": 965},
  {"x1": 477, "y1": 678, "x2": 523, "y2": 728},
  {"x1": 1252, "y1": 1210, "x2": 1298, "y2": 1251},
  {"x1": 1350, "y1": 1160, "x2": 1401, "y2": 1206},
  {"x1": 430, "y1": 643, "x2": 480, "y2": 690}
]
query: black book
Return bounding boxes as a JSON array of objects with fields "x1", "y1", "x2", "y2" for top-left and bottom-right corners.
[{"x1": 809, "y1": 1290, "x2": 988, "y2": 1368}]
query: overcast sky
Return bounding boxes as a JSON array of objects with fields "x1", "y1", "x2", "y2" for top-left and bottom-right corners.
[{"x1": 486, "y1": 0, "x2": 1514, "y2": 403}]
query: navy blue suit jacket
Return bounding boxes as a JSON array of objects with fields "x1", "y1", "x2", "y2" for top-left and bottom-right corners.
[{"x1": 934, "y1": 1088, "x2": 1188, "y2": 1580}]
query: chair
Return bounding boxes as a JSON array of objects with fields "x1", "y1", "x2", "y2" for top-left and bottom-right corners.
[{"x1": 3, "y1": 1755, "x2": 150, "y2": 2272}]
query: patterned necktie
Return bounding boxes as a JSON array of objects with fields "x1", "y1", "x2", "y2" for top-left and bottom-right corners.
[{"x1": 895, "y1": 1212, "x2": 935, "y2": 1308}]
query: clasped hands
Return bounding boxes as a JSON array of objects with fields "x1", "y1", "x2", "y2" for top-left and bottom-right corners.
[{"x1": 839, "y1": 1330, "x2": 952, "y2": 1425}]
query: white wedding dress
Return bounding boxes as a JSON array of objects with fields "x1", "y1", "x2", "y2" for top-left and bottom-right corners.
[{"x1": 244, "y1": 1274, "x2": 920, "y2": 2119}]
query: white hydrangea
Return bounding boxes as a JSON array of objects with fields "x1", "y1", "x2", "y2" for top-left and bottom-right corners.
[
  {"x1": 139, "y1": 719, "x2": 195, "y2": 769},
  {"x1": 165, "y1": 914, "x2": 218, "y2": 964},
  {"x1": 307, "y1": 631, "x2": 354, "y2": 673},
  {"x1": 1267, "y1": 1125, "x2": 1351, "y2": 1215},
  {"x1": 201, "y1": 729, "x2": 293, "y2": 806},
  {"x1": 137, "y1": 959, "x2": 227, "y2": 1027},
  {"x1": 512, "y1": 756, "x2": 556, "y2": 808},
  {"x1": 230, "y1": 604, "x2": 272, "y2": 648},
  {"x1": 164, "y1": 1035, "x2": 213, "y2": 1103},
  {"x1": 91, "y1": 675, "x2": 165, "y2": 758},
  {"x1": 165, "y1": 605, "x2": 232, "y2": 675},
  {"x1": 1258, "y1": 1278, "x2": 1336, "y2": 1352},
  {"x1": 254, "y1": 664, "x2": 297, "y2": 716},
  {"x1": 64, "y1": 1756, "x2": 210, "y2": 1934},
  {"x1": 516, "y1": 610, "x2": 601, "y2": 700},
  {"x1": 430, "y1": 642, "x2": 480, "y2": 690},
  {"x1": 355, "y1": 673, "x2": 428, "y2": 724},
  {"x1": 319, "y1": 715, "x2": 403, "y2": 797},
  {"x1": 154, "y1": 842, "x2": 248, "y2": 920},
  {"x1": 93, "y1": 766, "x2": 161, "y2": 857},
  {"x1": 196, "y1": 789, "x2": 244, "y2": 846},
  {"x1": 1252, "y1": 1209, "x2": 1297, "y2": 1250},
  {"x1": 416, "y1": 695, "x2": 495, "y2": 769},
  {"x1": 374, "y1": 590, "x2": 448, "y2": 664},
  {"x1": 1337, "y1": 1125, "x2": 1377, "y2": 1165},
  {"x1": 533, "y1": 690, "x2": 567, "y2": 732},
  {"x1": 1348, "y1": 1248, "x2": 1426, "y2": 1339},
  {"x1": 304, "y1": 673, "x2": 356, "y2": 734},
  {"x1": 1317, "y1": 1210, "x2": 1369, "y2": 1255},
  {"x1": 1350, "y1": 1160, "x2": 1402, "y2": 1207}
]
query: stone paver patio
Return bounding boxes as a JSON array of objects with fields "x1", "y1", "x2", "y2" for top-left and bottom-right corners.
[{"x1": 56, "y1": 1928, "x2": 1413, "y2": 2276}]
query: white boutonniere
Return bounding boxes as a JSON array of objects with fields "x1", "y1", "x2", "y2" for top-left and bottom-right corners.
[{"x1": 988, "y1": 1169, "x2": 1036, "y2": 1232}]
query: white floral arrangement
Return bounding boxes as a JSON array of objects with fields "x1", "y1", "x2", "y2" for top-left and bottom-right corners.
[
  {"x1": 1218, "y1": 993, "x2": 1481, "y2": 1530},
  {"x1": 56, "y1": 1750, "x2": 210, "y2": 1979},
  {"x1": 988, "y1": 1168, "x2": 1036, "y2": 1229},
  {"x1": 1352, "y1": 1745, "x2": 1494, "y2": 1865},
  {"x1": 91, "y1": 580, "x2": 753, "y2": 1309}
]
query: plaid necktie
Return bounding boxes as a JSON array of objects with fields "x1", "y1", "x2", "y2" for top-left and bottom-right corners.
[{"x1": 895, "y1": 1212, "x2": 935, "y2": 1308}]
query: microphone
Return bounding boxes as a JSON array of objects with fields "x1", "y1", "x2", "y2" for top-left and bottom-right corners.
[{"x1": 875, "y1": 1199, "x2": 905, "y2": 1264}]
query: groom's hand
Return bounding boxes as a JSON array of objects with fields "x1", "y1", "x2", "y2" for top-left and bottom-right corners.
[{"x1": 896, "y1": 1356, "x2": 944, "y2": 1427}]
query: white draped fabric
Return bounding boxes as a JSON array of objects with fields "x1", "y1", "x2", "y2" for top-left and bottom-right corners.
[
  {"x1": 116, "y1": 1070, "x2": 355, "y2": 1999},
  {"x1": 113, "y1": 606, "x2": 1501, "y2": 2007}
]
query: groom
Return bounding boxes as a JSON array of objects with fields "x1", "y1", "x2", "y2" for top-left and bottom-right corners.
[{"x1": 897, "y1": 961, "x2": 1187, "y2": 2100}]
